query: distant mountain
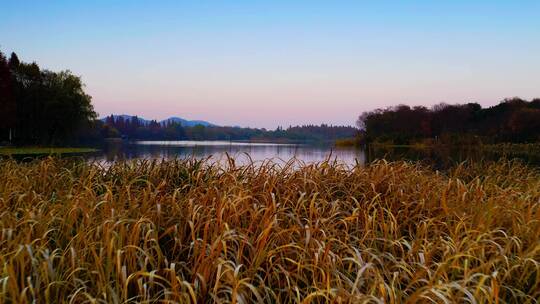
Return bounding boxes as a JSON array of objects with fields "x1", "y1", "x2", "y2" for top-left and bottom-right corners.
[
  {"x1": 160, "y1": 117, "x2": 215, "y2": 127},
  {"x1": 101, "y1": 115, "x2": 216, "y2": 127}
]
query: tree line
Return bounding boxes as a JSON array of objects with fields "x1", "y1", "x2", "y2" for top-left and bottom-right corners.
[
  {"x1": 0, "y1": 49, "x2": 358, "y2": 146},
  {"x1": 103, "y1": 115, "x2": 358, "y2": 142},
  {"x1": 0, "y1": 50, "x2": 98, "y2": 145},
  {"x1": 358, "y1": 98, "x2": 540, "y2": 145}
]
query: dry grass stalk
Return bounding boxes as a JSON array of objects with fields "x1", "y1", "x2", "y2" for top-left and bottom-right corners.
[{"x1": 0, "y1": 157, "x2": 538, "y2": 303}]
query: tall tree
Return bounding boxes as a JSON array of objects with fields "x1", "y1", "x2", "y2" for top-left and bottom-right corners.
[
  {"x1": 8, "y1": 52, "x2": 20, "y2": 69},
  {"x1": 0, "y1": 51, "x2": 16, "y2": 142}
]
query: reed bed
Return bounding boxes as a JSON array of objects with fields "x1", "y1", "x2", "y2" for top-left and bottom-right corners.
[{"x1": 0, "y1": 157, "x2": 539, "y2": 303}]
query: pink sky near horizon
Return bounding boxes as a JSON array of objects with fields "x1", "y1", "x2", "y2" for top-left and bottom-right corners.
[{"x1": 87, "y1": 64, "x2": 538, "y2": 128}]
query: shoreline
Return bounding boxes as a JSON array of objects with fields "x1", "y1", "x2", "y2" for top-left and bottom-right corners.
[{"x1": 0, "y1": 146, "x2": 99, "y2": 155}]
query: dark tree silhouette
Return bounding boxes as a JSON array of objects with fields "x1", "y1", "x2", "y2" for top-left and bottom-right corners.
[
  {"x1": 8, "y1": 52, "x2": 20, "y2": 69},
  {"x1": 102, "y1": 114, "x2": 358, "y2": 142},
  {"x1": 1, "y1": 49, "x2": 97, "y2": 145},
  {"x1": 0, "y1": 51, "x2": 16, "y2": 142},
  {"x1": 358, "y1": 98, "x2": 540, "y2": 144}
]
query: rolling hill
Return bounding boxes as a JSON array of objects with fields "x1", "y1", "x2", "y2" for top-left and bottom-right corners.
[{"x1": 101, "y1": 115, "x2": 216, "y2": 127}]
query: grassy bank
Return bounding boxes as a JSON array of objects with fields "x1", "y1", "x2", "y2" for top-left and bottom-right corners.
[
  {"x1": 0, "y1": 146, "x2": 98, "y2": 155},
  {"x1": 369, "y1": 142, "x2": 430, "y2": 149},
  {"x1": 369, "y1": 142, "x2": 540, "y2": 152},
  {"x1": 334, "y1": 137, "x2": 361, "y2": 147},
  {"x1": 0, "y1": 158, "x2": 539, "y2": 302},
  {"x1": 480, "y1": 143, "x2": 540, "y2": 155}
]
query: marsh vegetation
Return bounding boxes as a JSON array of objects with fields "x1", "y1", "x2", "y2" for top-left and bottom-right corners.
[{"x1": 0, "y1": 157, "x2": 538, "y2": 303}]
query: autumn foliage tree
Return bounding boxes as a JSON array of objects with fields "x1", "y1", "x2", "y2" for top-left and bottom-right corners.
[{"x1": 358, "y1": 98, "x2": 540, "y2": 144}]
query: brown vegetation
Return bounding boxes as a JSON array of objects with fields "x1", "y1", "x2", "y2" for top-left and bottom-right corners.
[{"x1": 0, "y1": 158, "x2": 539, "y2": 303}]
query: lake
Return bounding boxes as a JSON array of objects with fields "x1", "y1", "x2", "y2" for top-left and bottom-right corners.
[
  {"x1": 89, "y1": 140, "x2": 540, "y2": 168},
  {"x1": 92, "y1": 140, "x2": 366, "y2": 166}
]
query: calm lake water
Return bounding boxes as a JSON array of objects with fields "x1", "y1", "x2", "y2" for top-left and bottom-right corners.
[
  {"x1": 88, "y1": 140, "x2": 540, "y2": 168},
  {"x1": 92, "y1": 141, "x2": 366, "y2": 166}
]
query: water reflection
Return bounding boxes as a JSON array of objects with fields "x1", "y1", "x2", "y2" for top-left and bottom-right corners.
[
  {"x1": 89, "y1": 141, "x2": 540, "y2": 168},
  {"x1": 93, "y1": 141, "x2": 366, "y2": 166},
  {"x1": 366, "y1": 145, "x2": 540, "y2": 169}
]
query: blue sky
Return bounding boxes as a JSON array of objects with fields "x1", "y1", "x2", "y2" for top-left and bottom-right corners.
[{"x1": 2, "y1": 1, "x2": 539, "y2": 128}]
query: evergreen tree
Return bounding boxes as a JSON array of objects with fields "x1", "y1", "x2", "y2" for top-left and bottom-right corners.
[
  {"x1": 8, "y1": 52, "x2": 20, "y2": 69},
  {"x1": 0, "y1": 51, "x2": 16, "y2": 142}
]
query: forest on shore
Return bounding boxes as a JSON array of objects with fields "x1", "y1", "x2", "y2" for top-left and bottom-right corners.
[
  {"x1": 102, "y1": 115, "x2": 358, "y2": 142},
  {"x1": 358, "y1": 98, "x2": 540, "y2": 145},
  {"x1": 0, "y1": 51, "x2": 98, "y2": 145}
]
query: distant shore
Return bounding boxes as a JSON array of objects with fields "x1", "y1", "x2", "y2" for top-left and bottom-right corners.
[{"x1": 0, "y1": 147, "x2": 99, "y2": 156}]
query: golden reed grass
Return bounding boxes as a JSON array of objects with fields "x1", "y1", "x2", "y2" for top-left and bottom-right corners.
[{"x1": 0, "y1": 157, "x2": 538, "y2": 303}]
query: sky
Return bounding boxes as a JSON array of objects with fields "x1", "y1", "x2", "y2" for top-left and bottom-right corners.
[{"x1": 1, "y1": 1, "x2": 540, "y2": 129}]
